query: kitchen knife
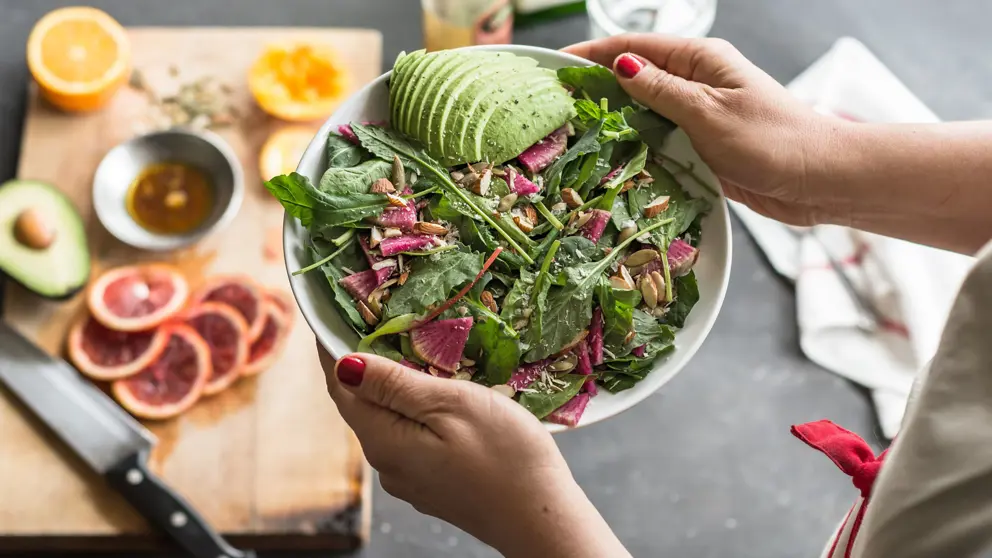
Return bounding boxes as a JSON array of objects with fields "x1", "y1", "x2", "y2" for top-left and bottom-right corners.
[{"x1": 0, "y1": 322, "x2": 253, "y2": 558}]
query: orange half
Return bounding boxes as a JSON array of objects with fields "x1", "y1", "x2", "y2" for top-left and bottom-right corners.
[
  {"x1": 259, "y1": 126, "x2": 319, "y2": 180},
  {"x1": 249, "y1": 42, "x2": 351, "y2": 122},
  {"x1": 26, "y1": 6, "x2": 131, "y2": 112}
]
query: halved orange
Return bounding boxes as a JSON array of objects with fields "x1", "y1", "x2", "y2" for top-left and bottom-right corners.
[
  {"x1": 26, "y1": 7, "x2": 131, "y2": 112},
  {"x1": 259, "y1": 126, "x2": 319, "y2": 180},
  {"x1": 248, "y1": 42, "x2": 351, "y2": 122}
]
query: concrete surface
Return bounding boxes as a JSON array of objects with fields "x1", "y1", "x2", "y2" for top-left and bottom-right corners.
[{"x1": 1, "y1": 1, "x2": 989, "y2": 556}]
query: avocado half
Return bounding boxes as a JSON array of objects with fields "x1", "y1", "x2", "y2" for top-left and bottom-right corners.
[
  {"x1": 390, "y1": 49, "x2": 576, "y2": 166},
  {"x1": 0, "y1": 180, "x2": 90, "y2": 299}
]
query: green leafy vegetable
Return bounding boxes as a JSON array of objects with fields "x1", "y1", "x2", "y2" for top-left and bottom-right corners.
[
  {"x1": 517, "y1": 374, "x2": 586, "y2": 419},
  {"x1": 555, "y1": 236, "x2": 601, "y2": 268},
  {"x1": 309, "y1": 245, "x2": 368, "y2": 334},
  {"x1": 264, "y1": 173, "x2": 388, "y2": 231},
  {"x1": 319, "y1": 159, "x2": 392, "y2": 195},
  {"x1": 598, "y1": 142, "x2": 648, "y2": 212},
  {"x1": 465, "y1": 304, "x2": 520, "y2": 385},
  {"x1": 386, "y1": 250, "x2": 483, "y2": 318},
  {"x1": 664, "y1": 271, "x2": 700, "y2": 328},
  {"x1": 542, "y1": 121, "x2": 603, "y2": 198},
  {"x1": 326, "y1": 133, "x2": 364, "y2": 168},
  {"x1": 357, "y1": 314, "x2": 418, "y2": 353},
  {"x1": 628, "y1": 163, "x2": 710, "y2": 248}
]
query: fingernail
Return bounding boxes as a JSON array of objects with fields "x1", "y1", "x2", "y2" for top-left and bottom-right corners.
[
  {"x1": 337, "y1": 356, "x2": 366, "y2": 387},
  {"x1": 615, "y1": 54, "x2": 644, "y2": 79}
]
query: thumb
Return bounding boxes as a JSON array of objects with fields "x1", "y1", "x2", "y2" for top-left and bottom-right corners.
[
  {"x1": 612, "y1": 53, "x2": 707, "y2": 126},
  {"x1": 332, "y1": 353, "x2": 470, "y2": 424}
]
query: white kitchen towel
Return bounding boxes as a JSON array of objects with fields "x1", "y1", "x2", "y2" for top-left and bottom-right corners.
[{"x1": 730, "y1": 37, "x2": 974, "y2": 438}]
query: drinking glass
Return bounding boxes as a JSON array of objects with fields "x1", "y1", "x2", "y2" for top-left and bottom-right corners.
[{"x1": 587, "y1": 0, "x2": 717, "y2": 39}]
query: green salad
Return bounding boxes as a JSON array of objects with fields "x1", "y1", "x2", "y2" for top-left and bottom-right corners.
[{"x1": 265, "y1": 50, "x2": 713, "y2": 427}]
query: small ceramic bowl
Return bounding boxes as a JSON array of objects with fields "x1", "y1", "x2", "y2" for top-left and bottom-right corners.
[
  {"x1": 93, "y1": 128, "x2": 244, "y2": 251},
  {"x1": 283, "y1": 45, "x2": 732, "y2": 432}
]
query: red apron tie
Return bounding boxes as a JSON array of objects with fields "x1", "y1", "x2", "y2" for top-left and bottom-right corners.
[{"x1": 791, "y1": 420, "x2": 889, "y2": 558}]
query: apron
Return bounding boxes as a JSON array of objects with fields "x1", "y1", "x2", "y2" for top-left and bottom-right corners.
[{"x1": 806, "y1": 240, "x2": 992, "y2": 558}]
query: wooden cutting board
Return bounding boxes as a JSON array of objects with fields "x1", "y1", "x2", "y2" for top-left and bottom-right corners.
[{"x1": 0, "y1": 27, "x2": 381, "y2": 552}]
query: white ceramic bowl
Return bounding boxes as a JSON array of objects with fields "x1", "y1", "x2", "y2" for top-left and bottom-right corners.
[{"x1": 283, "y1": 45, "x2": 732, "y2": 432}]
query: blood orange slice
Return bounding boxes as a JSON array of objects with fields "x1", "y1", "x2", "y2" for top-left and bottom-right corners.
[
  {"x1": 67, "y1": 314, "x2": 169, "y2": 380},
  {"x1": 264, "y1": 287, "x2": 295, "y2": 324},
  {"x1": 182, "y1": 302, "x2": 249, "y2": 396},
  {"x1": 112, "y1": 324, "x2": 211, "y2": 420},
  {"x1": 242, "y1": 301, "x2": 290, "y2": 376},
  {"x1": 88, "y1": 264, "x2": 189, "y2": 332},
  {"x1": 191, "y1": 275, "x2": 265, "y2": 342}
]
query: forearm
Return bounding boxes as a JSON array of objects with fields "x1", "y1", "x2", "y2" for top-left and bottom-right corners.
[
  {"x1": 489, "y1": 476, "x2": 632, "y2": 558},
  {"x1": 811, "y1": 120, "x2": 992, "y2": 254}
]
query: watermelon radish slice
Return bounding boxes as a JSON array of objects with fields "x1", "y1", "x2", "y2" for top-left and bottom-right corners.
[
  {"x1": 575, "y1": 340, "x2": 597, "y2": 395},
  {"x1": 399, "y1": 359, "x2": 424, "y2": 372},
  {"x1": 632, "y1": 345, "x2": 647, "y2": 358},
  {"x1": 547, "y1": 393, "x2": 591, "y2": 427},
  {"x1": 508, "y1": 361, "x2": 548, "y2": 391},
  {"x1": 517, "y1": 127, "x2": 568, "y2": 173},
  {"x1": 409, "y1": 317, "x2": 473, "y2": 373},
  {"x1": 339, "y1": 268, "x2": 394, "y2": 302},
  {"x1": 588, "y1": 307, "x2": 604, "y2": 366},
  {"x1": 599, "y1": 165, "x2": 622, "y2": 185},
  {"x1": 374, "y1": 200, "x2": 417, "y2": 231},
  {"x1": 579, "y1": 209, "x2": 611, "y2": 243},
  {"x1": 338, "y1": 125, "x2": 359, "y2": 144},
  {"x1": 667, "y1": 239, "x2": 700, "y2": 277},
  {"x1": 379, "y1": 234, "x2": 437, "y2": 257},
  {"x1": 507, "y1": 167, "x2": 541, "y2": 196},
  {"x1": 358, "y1": 235, "x2": 385, "y2": 267}
]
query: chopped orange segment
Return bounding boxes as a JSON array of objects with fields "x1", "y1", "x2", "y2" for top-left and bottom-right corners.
[
  {"x1": 249, "y1": 43, "x2": 351, "y2": 122},
  {"x1": 26, "y1": 7, "x2": 131, "y2": 112},
  {"x1": 259, "y1": 126, "x2": 319, "y2": 180}
]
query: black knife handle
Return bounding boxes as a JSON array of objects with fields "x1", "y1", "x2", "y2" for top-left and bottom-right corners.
[{"x1": 105, "y1": 451, "x2": 254, "y2": 558}]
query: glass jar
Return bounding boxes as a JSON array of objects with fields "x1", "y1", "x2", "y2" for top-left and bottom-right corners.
[
  {"x1": 587, "y1": 0, "x2": 717, "y2": 39},
  {"x1": 422, "y1": 0, "x2": 514, "y2": 52}
]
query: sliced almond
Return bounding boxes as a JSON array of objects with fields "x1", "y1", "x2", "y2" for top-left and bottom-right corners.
[
  {"x1": 624, "y1": 330, "x2": 636, "y2": 345},
  {"x1": 643, "y1": 196, "x2": 671, "y2": 218},
  {"x1": 369, "y1": 227, "x2": 383, "y2": 248},
  {"x1": 469, "y1": 168, "x2": 492, "y2": 196},
  {"x1": 383, "y1": 227, "x2": 403, "y2": 238},
  {"x1": 398, "y1": 271, "x2": 410, "y2": 286},
  {"x1": 575, "y1": 211, "x2": 593, "y2": 229},
  {"x1": 386, "y1": 194, "x2": 408, "y2": 208},
  {"x1": 513, "y1": 214, "x2": 534, "y2": 233},
  {"x1": 551, "y1": 202, "x2": 568, "y2": 213},
  {"x1": 491, "y1": 384, "x2": 516, "y2": 398},
  {"x1": 610, "y1": 275, "x2": 634, "y2": 290},
  {"x1": 371, "y1": 259, "x2": 397, "y2": 271},
  {"x1": 523, "y1": 204, "x2": 538, "y2": 224},
  {"x1": 559, "y1": 330, "x2": 589, "y2": 354},
  {"x1": 620, "y1": 265, "x2": 635, "y2": 288},
  {"x1": 415, "y1": 221, "x2": 449, "y2": 235},
  {"x1": 638, "y1": 168, "x2": 653, "y2": 180},
  {"x1": 450, "y1": 170, "x2": 465, "y2": 182},
  {"x1": 617, "y1": 224, "x2": 638, "y2": 244},
  {"x1": 560, "y1": 188, "x2": 583, "y2": 209},
  {"x1": 459, "y1": 172, "x2": 479, "y2": 188},
  {"x1": 371, "y1": 178, "x2": 396, "y2": 194},
  {"x1": 640, "y1": 274, "x2": 659, "y2": 309},
  {"x1": 620, "y1": 179, "x2": 636, "y2": 193},
  {"x1": 624, "y1": 249, "x2": 659, "y2": 268},
  {"x1": 391, "y1": 155, "x2": 406, "y2": 190},
  {"x1": 481, "y1": 290, "x2": 498, "y2": 313},
  {"x1": 651, "y1": 271, "x2": 667, "y2": 303},
  {"x1": 497, "y1": 193, "x2": 518, "y2": 213},
  {"x1": 357, "y1": 301, "x2": 379, "y2": 326}
]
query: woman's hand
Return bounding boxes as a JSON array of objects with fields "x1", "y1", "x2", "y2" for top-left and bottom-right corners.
[
  {"x1": 564, "y1": 34, "x2": 843, "y2": 227},
  {"x1": 319, "y1": 348, "x2": 631, "y2": 558}
]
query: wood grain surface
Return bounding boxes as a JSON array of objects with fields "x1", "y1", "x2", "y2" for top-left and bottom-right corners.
[{"x1": 0, "y1": 27, "x2": 381, "y2": 552}]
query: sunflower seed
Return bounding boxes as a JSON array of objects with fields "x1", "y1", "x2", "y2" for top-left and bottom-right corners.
[
  {"x1": 392, "y1": 155, "x2": 406, "y2": 190},
  {"x1": 497, "y1": 193, "x2": 518, "y2": 213}
]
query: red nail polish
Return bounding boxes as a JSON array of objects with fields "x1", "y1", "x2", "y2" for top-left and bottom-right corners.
[
  {"x1": 615, "y1": 54, "x2": 644, "y2": 79},
  {"x1": 337, "y1": 356, "x2": 366, "y2": 386}
]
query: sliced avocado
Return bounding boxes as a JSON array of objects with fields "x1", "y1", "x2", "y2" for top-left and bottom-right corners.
[
  {"x1": 0, "y1": 180, "x2": 90, "y2": 299},
  {"x1": 418, "y1": 53, "x2": 500, "y2": 155},
  {"x1": 388, "y1": 50, "x2": 575, "y2": 165}
]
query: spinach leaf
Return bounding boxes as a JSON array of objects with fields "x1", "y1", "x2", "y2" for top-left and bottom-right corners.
[
  {"x1": 319, "y1": 159, "x2": 392, "y2": 195},
  {"x1": 310, "y1": 246, "x2": 368, "y2": 334},
  {"x1": 523, "y1": 218, "x2": 668, "y2": 362},
  {"x1": 265, "y1": 173, "x2": 388, "y2": 230},
  {"x1": 631, "y1": 309, "x2": 675, "y2": 347},
  {"x1": 579, "y1": 141, "x2": 615, "y2": 198},
  {"x1": 595, "y1": 277, "x2": 636, "y2": 355},
  {"x1": 610, "y1": 194, "x2": 632, "y2": 230},
  {"x1": 357, "y1": 314, "x2": 418, "y2": 352},
  {"x1": 628, "y1": 163, "x2": 710, "y2": 248},
  {"x1": 386, "y1": 250, "x2": 483, "y2": 318},
  {"x1": 542, "y1": 121, "x2": 603, "y2": 199},
  {"x1": 370, "y1": 339, "x2": 404, "y2": 362},
  {"x1": 500, "y1": 268, "x2": 537, "y2": 329},
  {"x1": 465, "y1": 305, "x2": 520, "y2": 385},
  {"x1": 623, "y1": 106, "x2": 677, "y2": 151},
  {"x1": 517, "y1": 374, "x2": 587, "y2": 419},
  {"x1": 521, "y1": 240, "x2": 561, "y2": 352},
  {"x1": 326, "y1": 133, "x2": 364, "y2": 168},
  {"x1": 567, "y1": 152, "x2": 599, "y2": 192},
  {"x1": 555, "y1": 236, "x2": 601, "y2": 268},
  {"x1": 663, "y1": 271, "x2": 700, "y2": 328},
  {"x1": 599, "y1": 318, "x2": 675, "y2": 393},
  {"x1": 685, "y1": 214, "x2": 704, "y2": 247}
]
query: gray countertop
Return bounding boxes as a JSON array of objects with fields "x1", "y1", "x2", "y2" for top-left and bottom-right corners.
[{"x1": 1, "y1": 1, "x2": 989, "y2": 557}]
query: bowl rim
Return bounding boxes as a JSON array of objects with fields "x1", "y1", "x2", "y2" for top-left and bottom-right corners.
[
  {"x1": 92, "y1": 126, "x2": 245, "y2": 251},
  {"x1": 283, "y1": 44, "x2": 732, "y2": 432}
]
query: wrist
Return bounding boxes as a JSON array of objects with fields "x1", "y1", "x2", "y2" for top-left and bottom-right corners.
[{"x1": 799, "y1": 114, "x2": 866, "y2": 227}]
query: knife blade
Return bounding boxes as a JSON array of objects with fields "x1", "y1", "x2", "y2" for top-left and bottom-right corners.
[{"x1": 0, "y1": 322, "x2": 253, "y2": 558}]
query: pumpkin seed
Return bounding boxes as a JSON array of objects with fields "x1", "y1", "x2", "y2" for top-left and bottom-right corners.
[
  {"x1": 497, "y1": 193, "x2": 518, "y2": 213},
  {"x1": 625, "y1": 249, "x2": 659, "y2": 268}
]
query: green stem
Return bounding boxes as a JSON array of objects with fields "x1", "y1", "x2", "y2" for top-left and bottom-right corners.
[
  {"x1": 407, "y1": 186, "x2": 438, "y2": 199},
  {"x1": 654, "y1": 153, "x2": 720, "y2": 198},
  {"x1": 401, "y1": 244, "x2": 458, "y2": 257},
  {"x1": 531, "y1": 240, "x2": 560, "y2": 306},
  {"x1": 293, "y1": 237, "x2": 355, "y2": 276},
  {"x1": 534, "y1": 201, "x2": 563, "y2": 231},
  {"x1": 660, "y1": 249, "x2": 674, "y2": 302},
  {"x1": 332, "y1": 228, "x2": 355, "y2": 247}
]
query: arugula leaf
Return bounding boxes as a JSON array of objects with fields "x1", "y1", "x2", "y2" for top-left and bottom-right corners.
[
  {"x1": 264, "y1": 173, "x2": 388, "y2": 230},
  {"x1": 598, "y1": 142, "x2": 648, "y2": 212},
  {"x1": 523, "y1": 218, "x2": 669, "y2": 361},
  {"x1": 309, "y1": 245, "x2": 368, "y2": 334},
  {"x1": 517, "y1": 374, "x2": 586, "y2": 419},
  {"x1": 521, "y1": 240, "x2": 560, "y2": 351},
  {"x1": 628, "y1": 163, "x2": 710, "y2": 248},
  {"x1": 579, "y1": 141, "x2": 615, "y2": 199},
  {"x1": 319, "y1": 159, "x2": 392, "y2": 195},
  {"x1": 599, "y1": 316, "x2": 675, "y2": 392},
  {"x1": 663, "y1": 271, "x2": 700, "y2": 328},
  {"x1": 574, "y1": 99, "x2": 639, "y2": 141},
  {"x1": 326, "y1": 133, "x2": 364, "y2": 168},
  {"x1": 357, "y1": 314, "x2": 418, "y2": 353},
  {"x1": 385, "y1": 250, "x2": 483, "y2": 318},
  {"x1": 542, "y1": 121, "x2": 603, "y2": 199},
  {"x1": 500, "y1": 268, "x2": 537, "y2": 328}
]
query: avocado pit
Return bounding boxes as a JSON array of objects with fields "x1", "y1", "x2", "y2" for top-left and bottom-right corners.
[{"x1": 14, "y1": 207, "x2": 55, "y2": 250}]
